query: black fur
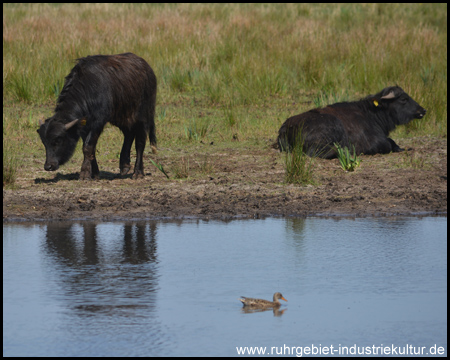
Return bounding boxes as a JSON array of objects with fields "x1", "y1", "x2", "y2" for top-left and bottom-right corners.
[
  {"x1": 37, "y1": 52, "x2": 157, "y2": 179},
  {"x1": 277, "y1": 86, "x2": 426, "y2": 158}
]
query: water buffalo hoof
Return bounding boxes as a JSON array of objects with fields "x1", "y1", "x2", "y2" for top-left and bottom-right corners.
[
  {"x1": 132, "y1": 171, "x2": 145, "y2": 180},
  {"x1": 79, "y1": 171, "x2": 91, "y2": 180},
  {"x1": 121, "y1": 165, "x2": 131, "y2": 176}
]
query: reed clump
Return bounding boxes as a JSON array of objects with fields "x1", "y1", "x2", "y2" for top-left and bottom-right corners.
[
  {"x1": 282, "y1": 132, "x2": 316, "y2": 185},
  {"x1": 334, "y1": 143, "x2": 361, "y2": 172}
]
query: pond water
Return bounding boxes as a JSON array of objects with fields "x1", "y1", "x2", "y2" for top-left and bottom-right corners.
[{"x1": 3, "y1": 216, "x2": 447, "y2": 356}]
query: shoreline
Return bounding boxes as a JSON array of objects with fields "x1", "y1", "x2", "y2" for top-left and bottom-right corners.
[{"x1": 3, "y1": 137, "x2": 447, "y2": 224}]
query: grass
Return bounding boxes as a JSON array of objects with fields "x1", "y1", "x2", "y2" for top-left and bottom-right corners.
[
  {"x1": 283, "y1": 131, "x2": 316, "y2": 185},
  {"x1": 334, "y1": 143, "x2": 361, "y2": 172},
  {"x1": 3, "y1": 141, "x2": 19, "y2": 187},
  {"x1": 3, "y1": 4, "x2": 447, "y2": 186},
  {"x1": 171, "y1": 157, "x2": 190, "y2": 180},
  {"x1": 184, "y1": 118, "x2": 211, "y2": 141},
  {"x1": 149, "y1": 159, "x2": 170, "y2": 179},
  {"x1": 392, "y1": 149, "x2": 432, "y2": 170}
]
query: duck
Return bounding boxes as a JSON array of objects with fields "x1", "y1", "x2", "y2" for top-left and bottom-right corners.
[{"x1": 239, "y1": 292, "x2": 287, "y2": 308}]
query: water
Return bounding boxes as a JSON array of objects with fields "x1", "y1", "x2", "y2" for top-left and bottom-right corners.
[{"x1": 3, "y1": 217, "x2": 447, "y2": 356}]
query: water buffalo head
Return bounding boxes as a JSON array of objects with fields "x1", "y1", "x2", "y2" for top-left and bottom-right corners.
[
  {"x1": 37, "y1": 117, "x2": 81, "y2": 171},
  {"x1": 373, "y1": 86, "x2": 426, "y2": 125}
]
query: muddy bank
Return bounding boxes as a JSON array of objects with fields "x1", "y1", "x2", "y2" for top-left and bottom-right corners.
[{"x1": 3, "y1": 136, "x2": 447, "y2": 222}]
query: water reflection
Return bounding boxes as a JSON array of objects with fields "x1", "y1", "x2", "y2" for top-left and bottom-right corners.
[
  {"x1": 3, "y1": 217, "x2": 447, "y2": 356},
  {"x1": 44, "y1": 221, "x2": 158, "y2": 264},
  {"x1": 42, "y1": 222, "x2": 159, "y2": 316},
  {"x1": 283, "y1": 216, "x2": 448, "y2": 296},
  {"x1": 240, "y1": 307, "x2": 287, "y2": 317}
]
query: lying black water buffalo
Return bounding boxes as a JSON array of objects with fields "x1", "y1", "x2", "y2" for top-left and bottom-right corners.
[
  {"x1": 37, "y1": 52, "x2": 157, "y2": 179},
  {"x1": 277, "y1": 86, "x2": 426, "y2": 158}
]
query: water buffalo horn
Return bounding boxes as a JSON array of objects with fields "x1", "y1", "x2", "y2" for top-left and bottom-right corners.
[
  {"x1": 381, "y1": 91, "x2": 396, "y2": 100},
  {"x1": 64, "y1": 118, "x2": 79, "y2": 130}
]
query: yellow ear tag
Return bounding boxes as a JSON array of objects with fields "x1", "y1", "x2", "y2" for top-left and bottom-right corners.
[
  {"x1": 80, "y1": 119, "x2": 87, "y2": 126},
  {"x1": 373, "y1": 100, "x2": 379, "y2": 107}
]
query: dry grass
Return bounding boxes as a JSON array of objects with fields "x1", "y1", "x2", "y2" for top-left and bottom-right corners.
[{"x1": 3, "y1": 3, "x2": 447, "y2": 186}]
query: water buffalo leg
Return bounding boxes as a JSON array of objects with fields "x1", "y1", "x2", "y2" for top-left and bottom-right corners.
[
  {"x1": 132, "y1": 126, "x2": 147, "y2": 179},
  {"x1": 120, "y1": 128, "x2": 134, "y2": 175},
  {"x1": 80, "y1": 131, "x2": 100, "y2": 180},
  {"x1": 387, "y1": 138, "x2": 404, "y2": 152}
]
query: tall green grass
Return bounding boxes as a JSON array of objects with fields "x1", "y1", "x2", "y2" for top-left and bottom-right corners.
[
  {"x1": 4, "y1": 4, "x2": 447, "y2": 111},
  {"x1": 334, "y1": 143, "x2": 361, "y2": 172},
  {"x1": 281, "y1": 126, "x2": 316, "y2": 185},
  {"x1": 3, "y1": 141, "x2": 19, "y2": 186},
  {"x1": 3, "y1": 3, "x2": 447, "y2": 186},
  {"x1": 284, "y1": 139, "x2": 316, "y2": 185}
]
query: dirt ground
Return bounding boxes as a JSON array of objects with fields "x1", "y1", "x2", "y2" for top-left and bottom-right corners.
[{"x1": 3, "y1": 136, "x2": 447, "y2": 222}]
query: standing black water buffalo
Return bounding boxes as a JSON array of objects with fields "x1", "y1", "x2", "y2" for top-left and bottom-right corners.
[
  {"x1": 277, "y1": 86, "x2": 426, "y2": 158},
  {"x1": 37, "y1": 52, "x2": 157, "y2": 179}
]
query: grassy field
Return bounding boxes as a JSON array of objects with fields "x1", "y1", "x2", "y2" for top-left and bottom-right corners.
[{"x1": 3, "y1": 3, "x2": 447, "y2": 186}]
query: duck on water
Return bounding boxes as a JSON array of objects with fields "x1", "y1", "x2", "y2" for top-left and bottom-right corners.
[{"x1": 239, "y1": 292, "x2": 287, "y2": 308}]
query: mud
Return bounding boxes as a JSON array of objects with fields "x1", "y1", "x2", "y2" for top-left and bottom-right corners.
[{"x1": 3, "y1": 136, "x2": 447, "y2": 222}]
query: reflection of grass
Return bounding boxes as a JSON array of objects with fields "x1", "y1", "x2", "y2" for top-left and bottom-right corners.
[{"x1": 334, "y1": 143, "x2": 361, "y2": 172}]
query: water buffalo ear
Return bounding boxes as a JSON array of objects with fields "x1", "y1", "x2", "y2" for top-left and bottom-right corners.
[{"x1": 64, "y1": 118, "x2": 80, "y2": 130}]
